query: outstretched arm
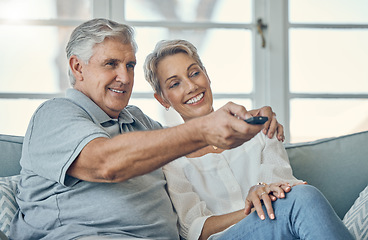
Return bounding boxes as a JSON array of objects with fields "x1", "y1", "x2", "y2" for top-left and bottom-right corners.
[{"x1": 67, "y1": 102, "x2": 265, "y2": 183}]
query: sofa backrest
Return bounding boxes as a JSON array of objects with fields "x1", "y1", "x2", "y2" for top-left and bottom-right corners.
[
  {"x1": 1, "y1": 131, "x2": 367, "y2": 219},
  {"x1": 0, "y1": 134, "x2": 23, "y2": 177},
  {"x1": 285, "y1": 130, "x2": 368, "y2": 219}
]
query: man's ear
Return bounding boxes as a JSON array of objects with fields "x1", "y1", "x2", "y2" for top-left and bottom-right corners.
[
  {"x1": 154, "y1": 92, "x2": 170, "y2": 109},
  {"x1": 69, "y1": 55, "x2": 84, "y2": 81}
]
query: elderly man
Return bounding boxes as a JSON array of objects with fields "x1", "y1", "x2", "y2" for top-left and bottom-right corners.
[{"x1": 10, "y1": 18, "x2": 281, "y2": 240}]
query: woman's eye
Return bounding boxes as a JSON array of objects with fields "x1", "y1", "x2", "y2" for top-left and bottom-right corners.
[
  {"x1": 169, "y1": 82, "x2": 179, "y2": 89},
  {"x1": 190, "y1": 71, "x2": 200, "y2": 78}
]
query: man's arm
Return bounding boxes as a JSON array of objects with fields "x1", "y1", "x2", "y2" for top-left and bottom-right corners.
[{"x1": 67, "y1": 102, "x2": 265, "y2": 183}]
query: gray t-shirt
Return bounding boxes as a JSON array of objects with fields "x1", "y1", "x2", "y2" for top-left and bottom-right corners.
[{"x1": 10, "y1": 89, "x2": 179, "y2": 240}]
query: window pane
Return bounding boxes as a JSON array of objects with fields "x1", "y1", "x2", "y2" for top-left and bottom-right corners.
[
  {"x1": 125, "y1": 0, "x2": 252, "y2": 23},
  {"x1": 289, "y1": 0, "x2": 368, "y2": 24},
  {"x1": 214, "y1": 98, "x2": 252, "y2": 111},
  {"x1": 0, "y1": 99, "x2": 46, "y2": 136},
  {"x1": 290, "y1": 99, "x2": 368, "y2": 143},
  {"x1": 0, "y1": 0, "x2": 92, "y2": 20},
  {"x1": 289, "y1": 29, "x2": 368, "y2": 94},
  {"x1": 0, "y1": 26, "x2": 74, "y2": 93},
  {"x1": 135, "y1": 27, "x2": 253, "y2": 94}
]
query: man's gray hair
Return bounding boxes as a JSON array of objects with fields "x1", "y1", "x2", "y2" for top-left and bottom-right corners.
[{"x1": 66, "y1": 18, "x2": 138, "y2": 86}]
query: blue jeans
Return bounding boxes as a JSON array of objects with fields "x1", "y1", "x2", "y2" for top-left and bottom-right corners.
[{"x1": 214, "y1": 185, "x2": 354, "y2": 240}]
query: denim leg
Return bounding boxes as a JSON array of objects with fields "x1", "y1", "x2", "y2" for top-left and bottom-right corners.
[{"x1": 216, "y1": 185, "x2": 354, "y2": 240}]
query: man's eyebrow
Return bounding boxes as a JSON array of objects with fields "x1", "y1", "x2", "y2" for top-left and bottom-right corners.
[
  {"x1": 102, "y1": 58, "x2": 120, "y2": 64},
  {"x1": 102, "y1": 59, "x2": 136, "y2": 65}
]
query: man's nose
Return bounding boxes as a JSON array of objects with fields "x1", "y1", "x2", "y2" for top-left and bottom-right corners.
[{"x1": 115, "y1": 66, "x2": 131, "y2": 84}]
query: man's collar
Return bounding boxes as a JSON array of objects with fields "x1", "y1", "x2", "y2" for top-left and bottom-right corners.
[{"x1": 65, "y1": 88, "x2": 135, "y2": 125}]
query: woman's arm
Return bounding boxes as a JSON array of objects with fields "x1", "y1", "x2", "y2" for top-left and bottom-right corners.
[
  {"x1": 164, "y1": 160, "x2": 250, "y2": 240},
  {"x1": 257, "y1": 133, "x2": 304, "y2": 186},
  {"x1": 199, "y1": 210, "x2": 248, "y2": 240}
]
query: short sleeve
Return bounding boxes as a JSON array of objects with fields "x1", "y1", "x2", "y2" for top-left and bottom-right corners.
[{"x1": 23, "y1": 99, "x2": 109, "y2": 185}]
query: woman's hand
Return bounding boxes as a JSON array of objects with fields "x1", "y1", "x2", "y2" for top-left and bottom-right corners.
[
  {"x1": 244, "y1": 182, "x2": 292, "y2": 220},
  {"x1": 249, "y1": 106, "x2": 285, "y2": 142}
]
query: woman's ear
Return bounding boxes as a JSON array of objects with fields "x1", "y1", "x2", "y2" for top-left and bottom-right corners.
[
  {"x1": 154, "y1": 92, "x2": 171, "y2": 109},
  {"x1": 69, "y1": 55, "x2": 83, "y2": 82}
]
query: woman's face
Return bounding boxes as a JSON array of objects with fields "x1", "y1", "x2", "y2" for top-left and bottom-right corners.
[{"x1": 155, "y1": 52, "x2": 213, "y2": 122}]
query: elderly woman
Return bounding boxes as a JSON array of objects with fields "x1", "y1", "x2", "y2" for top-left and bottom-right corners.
[{"x1": 144, "y1": 39, "x2": 353, "y2": 240}]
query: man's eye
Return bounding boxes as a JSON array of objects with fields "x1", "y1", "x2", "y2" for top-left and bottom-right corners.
[
  {"x1": 106, "y1": 62, "x2": 117, "y2": 67},
  {"x1": 127, "y1": 63, "x2": 135, "y2": 69}
]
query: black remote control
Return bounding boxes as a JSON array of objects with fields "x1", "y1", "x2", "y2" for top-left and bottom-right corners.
[{"x1": 244, "y1": 116, "x2": 268, "y2": 124}]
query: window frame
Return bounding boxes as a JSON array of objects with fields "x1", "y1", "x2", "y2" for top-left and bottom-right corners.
[
  {"x1": 258, "y1": 0, "x2": 368, "y2": 141},
  {"x1": 1, "y1": 0, "x2": 367, "y2": 141}
]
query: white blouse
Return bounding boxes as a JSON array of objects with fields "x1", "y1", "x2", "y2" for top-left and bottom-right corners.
[{"x1": 163, "y1": 133, "x2": 302, "y2": 240}]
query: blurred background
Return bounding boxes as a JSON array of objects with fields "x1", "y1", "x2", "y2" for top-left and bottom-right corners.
[{"x1": 0, "y1": 0, "x2": 367, "y2": 143}]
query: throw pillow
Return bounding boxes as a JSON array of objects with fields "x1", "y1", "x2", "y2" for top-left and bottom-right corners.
[
  {"x1": 0, "y1": 175, "x2": 20, "y2": 237},
  {"x1": 343, "y1": 185, "x2": 368, "y2": 240}
]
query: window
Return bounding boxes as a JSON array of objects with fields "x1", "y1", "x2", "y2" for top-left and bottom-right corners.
[
  {"x1": 1, "y1": 0, "x2": 367, "y2": 143},
  {"x1": 288, "y1": 0, "x2": 368, "y2": 142},
  {"x1": 114, "y1": 0, "x2": 254, "y2": 127},
  {"x1": 0, "y1": 0, "x2": 93, "y2": 136}
]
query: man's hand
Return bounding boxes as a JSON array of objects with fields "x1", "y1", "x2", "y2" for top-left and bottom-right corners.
[
  {"x1": 249, "y1": 106, "x2": 285, "y2": 142},
  {"x1": 196, "y1": 102, "x2": 264, "y2": 149}
]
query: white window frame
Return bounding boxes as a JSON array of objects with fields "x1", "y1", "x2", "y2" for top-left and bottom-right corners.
[
  {"x1": 1, "y1": 0, "x2": 367, "y2": 141},
  {"x1": 255, "y1": 0, "x2": 368, "y2": 141}
]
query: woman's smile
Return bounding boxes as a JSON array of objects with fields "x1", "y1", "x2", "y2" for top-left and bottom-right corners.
[{"x1": 185, "y1": 92, "x2": 205, "y2": 105}]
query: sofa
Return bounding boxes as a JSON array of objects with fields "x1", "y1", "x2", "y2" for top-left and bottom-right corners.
[{"x1": 1, "y1": 131, "x2": 368, "y2": 239}]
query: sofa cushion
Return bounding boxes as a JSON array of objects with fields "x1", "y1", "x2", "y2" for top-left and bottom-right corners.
[
  {"x1": 343, "y1": 185, "x2": 368, "y2": 240},
  {"x1": 285, "y1": 130, "x2": 368, "y2": 219},
  {"x1": 0, "y1": 135, "x2": 23, "y2": 177},
  {"x1": 0, "y1": 175, "x2": 20, "y2": 237}
]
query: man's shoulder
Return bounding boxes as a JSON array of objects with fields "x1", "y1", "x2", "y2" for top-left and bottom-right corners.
[
  {"x1": 39, "y1": 97, "x2": 80, "y2": 110},
  {"x1": 34, "y1": 97, "x2": 87, "y2": 119},
  {"x1": 124, "y1": 105, "x2": 163, "y2": 130},
  {"x1": 125, "y1": 104, "x2": 143, "y2": 113}
]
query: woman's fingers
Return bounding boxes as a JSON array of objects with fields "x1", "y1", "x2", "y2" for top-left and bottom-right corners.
[
  {"x1": 260, "y1": 192, "x2": 275, "y2": 220},
  {"x1": 267, "y1": 182, "x2": 291, "y2": 199},
  {"x1": 245, "y1": 182, "x2": 295, "y2": 220},
  {"x1": 252, "y1": 196, "x2": 267, "y2": 220}
]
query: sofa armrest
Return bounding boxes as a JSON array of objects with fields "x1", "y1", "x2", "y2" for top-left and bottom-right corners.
[{"x1": 0, "y1": 134, "x2": 23, "y2": 177}]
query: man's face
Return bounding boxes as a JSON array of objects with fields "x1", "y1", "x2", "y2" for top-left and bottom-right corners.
[{"x1": 74, "y1": 38, "x2": 136, "y2": 119}]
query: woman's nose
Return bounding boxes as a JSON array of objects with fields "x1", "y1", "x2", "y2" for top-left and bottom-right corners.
[{"x1": 185, "y1": 79, "x2": 198, "y2": 94}]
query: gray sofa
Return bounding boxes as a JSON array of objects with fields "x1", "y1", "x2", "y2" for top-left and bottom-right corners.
[{"x1": 1, "y1": 131, "x2": 368, "y2": 239}]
